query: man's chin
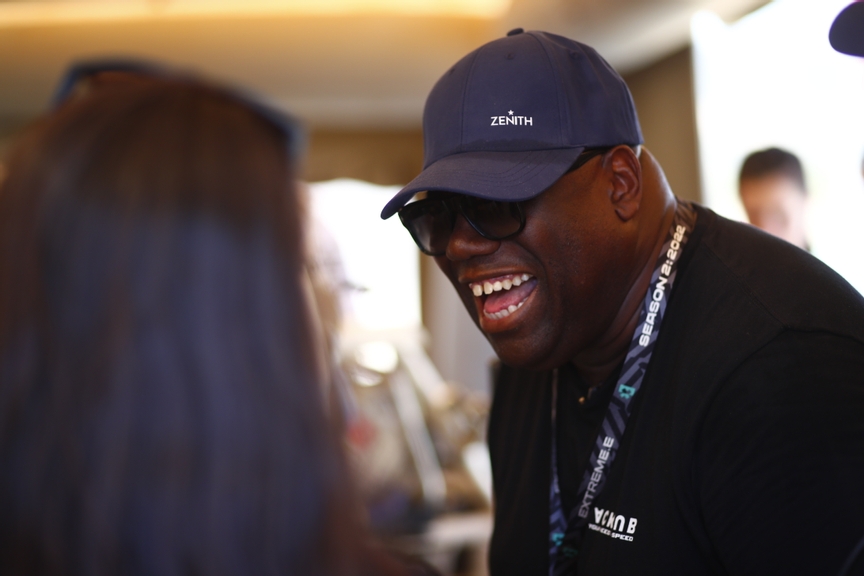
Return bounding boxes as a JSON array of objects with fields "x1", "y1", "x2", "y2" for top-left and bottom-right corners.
[{"x1": 487, "y1": 335, "x2": 564, "y2": 372}]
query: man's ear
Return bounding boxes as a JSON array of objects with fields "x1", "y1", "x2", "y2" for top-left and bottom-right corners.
[{"x1": 604, "y1": 145, "x2": 642, "y2": 222}]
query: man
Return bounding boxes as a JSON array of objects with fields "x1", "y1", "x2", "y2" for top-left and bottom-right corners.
[
  {"x1": 737, "y1": 147, "x2": 809, "y2": 249},
  {"x1": 381, "y1": 30, "x2": 864, "y2": 575}
]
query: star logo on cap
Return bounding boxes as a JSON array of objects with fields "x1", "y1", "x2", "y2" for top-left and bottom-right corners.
[{"x1": 508, "y1": 110, "x2": 513, "y2": 115}]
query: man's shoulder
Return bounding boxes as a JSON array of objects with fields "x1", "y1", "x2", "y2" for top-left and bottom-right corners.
[{"x1": 683, "y1": 203, "x2": 864, "y2": 340}]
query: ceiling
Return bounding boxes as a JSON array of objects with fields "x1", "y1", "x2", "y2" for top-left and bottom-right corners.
[{"x1": 0, "y1": 0, "x2": 770, "y2": 129}]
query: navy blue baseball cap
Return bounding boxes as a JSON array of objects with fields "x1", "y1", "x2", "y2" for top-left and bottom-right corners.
[
  {"x1": 830, "y1": 1, "x2": 864, "y2": 56},
  {"x1": 380, "y1": 29, "x2": 643, "y2": 219}
]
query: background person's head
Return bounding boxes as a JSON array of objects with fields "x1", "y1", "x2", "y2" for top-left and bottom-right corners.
[
  {"x1": 0, "y1": 73, "x2": 377, "y2": 575},
  {"x1": 738, "y1": 147, "x2": 809, "y2": 249}
]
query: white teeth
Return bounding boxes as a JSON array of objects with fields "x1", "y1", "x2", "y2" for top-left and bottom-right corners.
[
  {"x1": 470, "y1": 274, "x2": 534, "y2": 298},
  {"x1": 483, "y1": 300, "x2": 526, "y2": 320}
]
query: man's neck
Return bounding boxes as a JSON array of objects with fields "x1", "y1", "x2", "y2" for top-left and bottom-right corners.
[{"x1": 572, "y1": 150, "x2": 677, "y2": 388}]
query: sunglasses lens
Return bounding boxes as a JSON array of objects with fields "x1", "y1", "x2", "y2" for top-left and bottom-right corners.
[
  {"x1": 399, "y1": 195, "x2": 524, "y2": 255},
  {"x1": 462, "y1": 198, "x2": 523, "y2": 239},
  {"x1": 399, "y1": 199, "x2": 455, "y2": 255}
]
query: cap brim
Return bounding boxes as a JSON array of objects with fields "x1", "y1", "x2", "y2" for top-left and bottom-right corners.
[
  {"x1": 830, "y1": 2, "x2": 864, "y2": 56},
  {"x1": 380, "y1": 147, "x2": 584, "y2": 219}
]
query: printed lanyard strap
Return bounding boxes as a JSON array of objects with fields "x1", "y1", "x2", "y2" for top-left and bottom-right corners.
[{"x1": 548, "y1": 201, "x2": 697, "y2": 575}]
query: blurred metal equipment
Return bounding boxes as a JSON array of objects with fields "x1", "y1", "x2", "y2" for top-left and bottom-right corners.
[
  {"x1": 306, "y1": 179, "x2": 491, "y2": 576},
  {"x1": 389, "y1": 367, "x2": 447, "y2": 507},
  {"x1": 342, "y1": 328, "x2": 492, "y2": 576}
]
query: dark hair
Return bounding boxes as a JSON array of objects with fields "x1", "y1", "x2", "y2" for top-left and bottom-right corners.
[
  {"x1": 738, "y1": 147, "x2": 807, "y2": 194},
  {"x1": 0, "y1": 77, "x2": 387, "y2": 575}
]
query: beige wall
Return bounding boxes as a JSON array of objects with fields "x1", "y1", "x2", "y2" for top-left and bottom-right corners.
[
  {"x1": 2, "y1": 46, "x2": 701, "y2": 196},
  {"x1": 301, "y1": 47, "x2": 702, "y2": 195},
  {"x1": 624, "y1": 47, "x2": 702, "y2": 202},
  {"x1": 304, "y1": 128, "x2": 423, "y2": 186},
  {"x1": 0, "y1": 116, "x2": 32, "y2": 163},
  {"x1": 0, "y1": 51, "x2": 703, "y2": 395}
]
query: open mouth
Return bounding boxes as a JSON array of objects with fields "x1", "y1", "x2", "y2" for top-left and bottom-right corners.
[{"x1": 468, "y1": 273, "x2": 538, "y2": 321}]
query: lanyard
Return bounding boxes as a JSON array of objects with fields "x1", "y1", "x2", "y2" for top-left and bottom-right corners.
[{"x1": 548, "y1": 201, "x2": 697, "y2": 575}]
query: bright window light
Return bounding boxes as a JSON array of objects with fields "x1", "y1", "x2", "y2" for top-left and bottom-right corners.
[
  {"x1": 308, "y1": 178, "x2": 421, "y2": 333},
  {"x1": 692, "y1": 0, "x2": 864, "y2": 292}
]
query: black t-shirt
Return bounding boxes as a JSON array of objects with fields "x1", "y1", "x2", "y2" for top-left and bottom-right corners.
[{"x1": 487, "y1": 204, "x2": 864, "y2": 575}]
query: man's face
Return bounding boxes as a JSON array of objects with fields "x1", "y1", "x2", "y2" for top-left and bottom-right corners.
[
  {"x1": 433, "y1": 156, "x2": 638, "y2": 371},
  {"x1": 739, "y1": 174, "x2": 807, "y2": 249}
]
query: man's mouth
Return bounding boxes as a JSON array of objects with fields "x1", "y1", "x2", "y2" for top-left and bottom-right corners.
[{"x1": 468, "y1": 273, "x2": 538, "y2": 321}]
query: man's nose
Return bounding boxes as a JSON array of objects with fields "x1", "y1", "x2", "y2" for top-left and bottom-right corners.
[{"x1": 444, "y1": 213, "x2": 501, "y2": 261}]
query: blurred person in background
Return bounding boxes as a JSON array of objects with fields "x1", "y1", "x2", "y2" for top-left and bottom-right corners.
[
  {"x1": 0, "y1": 68, "x2": 404, "y2": 576},
  {"x1": 738, "y1": 147, "x2": 809, "y2": 249}
]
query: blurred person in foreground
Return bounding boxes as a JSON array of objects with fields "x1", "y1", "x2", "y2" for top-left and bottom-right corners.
[
  {"x1": 0, "y1": 67, "x2": 403, "y2": 576},
  {"x1": 738, "y1": 147, "x2": 809, "y2": 249},
  {"x1": 381, "y1": 29, "x2": 864, "y2": 575}
]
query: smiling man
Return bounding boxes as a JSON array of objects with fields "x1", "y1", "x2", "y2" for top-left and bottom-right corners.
[{"x1": 381, "y1": 30, "x2": 864, "y2": 575}]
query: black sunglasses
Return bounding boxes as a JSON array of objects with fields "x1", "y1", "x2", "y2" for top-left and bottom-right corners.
[
  {"x1": 399, "y1": 194, "x2": 526, "y2": 256},
  {"x1": 398, "y1": 147, "x2": 611, "y2": 256},
  {"x1": 51, "y1": 59, "x2": 305, "y2": 163}
]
